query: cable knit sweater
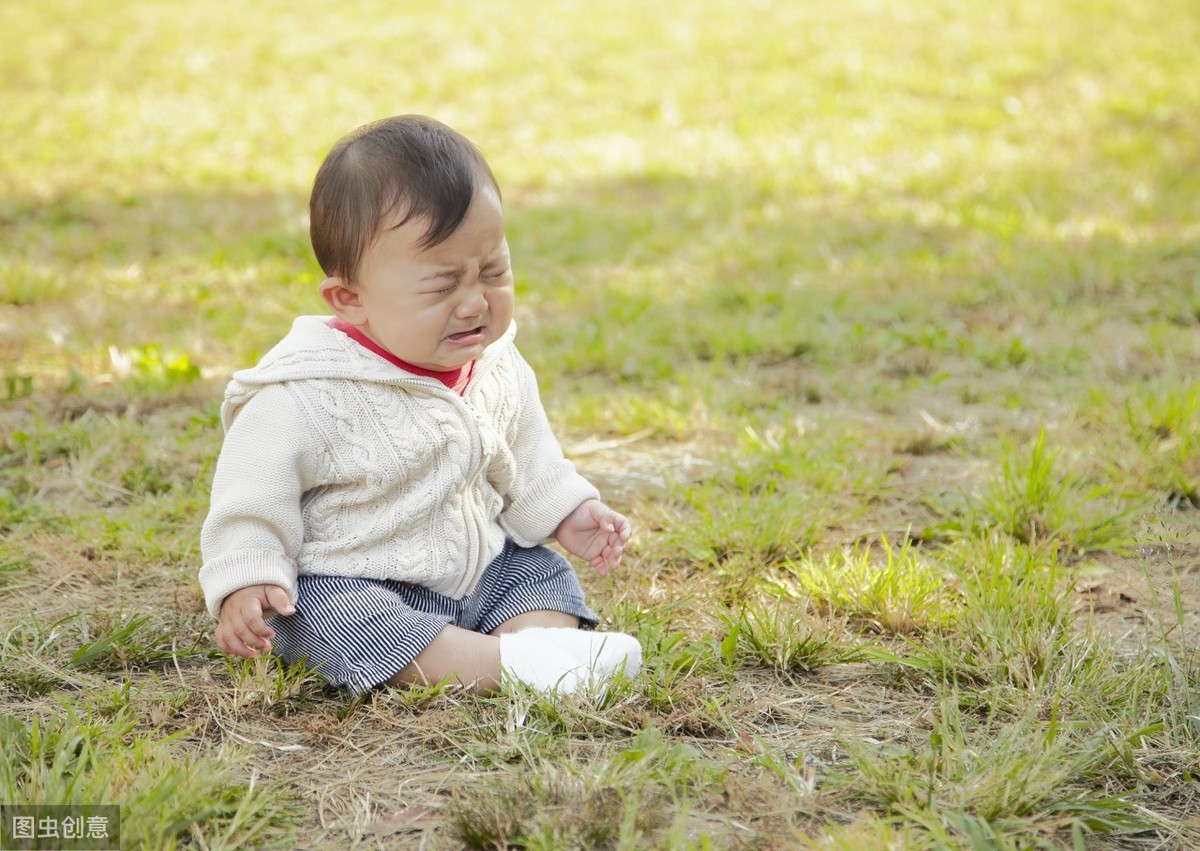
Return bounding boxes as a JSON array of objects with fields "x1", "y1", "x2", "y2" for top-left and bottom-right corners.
[{"x1": 198, "y1": 316, "x2": 599, "y2": 617}]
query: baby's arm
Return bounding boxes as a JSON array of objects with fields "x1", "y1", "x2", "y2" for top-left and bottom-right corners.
[
  {"x1": 200, "y1": 384, "x2": 313, "y2": 621},
  {"x1": 554, "y1": 498, "x2": 632, "y2": 575},
  {"x1": 495, "y1": 353, "x2": 603, "y2": 538},
  {"x1": 215, "y1": 584, "x2": 296, "y2": 657}
]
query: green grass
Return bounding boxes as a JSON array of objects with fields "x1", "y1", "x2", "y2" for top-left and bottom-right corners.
[
  {"x1": 776, "y1": 536, "x2": 958, "y2": 634},
  {"x1": 3, "y1": 0, "x2": 1200, "y2": 847},
  {"x1": 836, "y1": 692, "x2": 1159, "y2": 848},
  {"x1": 1, "y1": 695, "x2": 296, "y2": 848},
  {"x1": 448, "y1": 727, "x2": 725, "y2": 848}
]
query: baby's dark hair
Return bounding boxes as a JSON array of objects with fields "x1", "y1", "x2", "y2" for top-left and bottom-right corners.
[{"x1": 309, "y1": 115, "x2": 499, "y2": 282}]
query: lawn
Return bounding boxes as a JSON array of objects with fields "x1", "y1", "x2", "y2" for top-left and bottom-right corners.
[{"x1": 2, "y1": 0, "x2": 1199, "y2": 847}]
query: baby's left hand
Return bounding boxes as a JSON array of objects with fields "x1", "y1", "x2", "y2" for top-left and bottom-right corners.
[{"x1": 555, "y1": 498, "x2": 632, "y2": 575}]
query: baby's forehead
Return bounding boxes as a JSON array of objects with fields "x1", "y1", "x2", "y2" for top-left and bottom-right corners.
[
  {"x1": 377, "y1": 192, "x2": 507, "y2": 262},
  {"x1": 379, "y1": 182, "x2": 503, "y2": 230}
]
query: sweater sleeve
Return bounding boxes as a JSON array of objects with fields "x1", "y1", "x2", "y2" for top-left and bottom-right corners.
[
  {"x1": 198, "y1": 384, "x2": 316, "y2": 617},
  {"x1": 497, "y1": 355, "x2": 600, "y2": 547}
]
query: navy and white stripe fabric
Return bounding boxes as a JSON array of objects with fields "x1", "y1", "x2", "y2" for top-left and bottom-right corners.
[{"x1": 266, "y1": 540, "x2": 599, "y2": 694}]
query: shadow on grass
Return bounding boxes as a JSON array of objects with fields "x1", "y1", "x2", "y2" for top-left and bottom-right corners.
[{"x1": 3, "y1": 167, "x2": 1196, "y2": 391}]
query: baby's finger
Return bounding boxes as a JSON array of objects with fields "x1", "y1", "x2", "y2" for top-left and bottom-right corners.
[
  {"x1": 213, "y1": 627, "x2": 235, "y2": 657},
  {"x1": 242, "y1": 610, "x2": 276, "y2": 644},
  {"x1": 216, "y1": 623, "x2": 261, "y2": 658},
  {"x1": 237, "y1": 624, "x2": 272, "y2": 654},
  {"x1": 228, "y1": 637, "x2": 262, "y2": 658},
  {"x1": 225, "y1": 609, "x2": 272, "y2": 650},
  {"x1": 599, "y1": 546, "x2": 621, "y2": 574},
  {"x1": 264, "y1": 585, "x2": 295, "y2": 616}
]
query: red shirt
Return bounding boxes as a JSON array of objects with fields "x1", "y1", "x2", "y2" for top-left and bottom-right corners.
[{"x1": 327, "y1": 317, "x2": 475, "y2": 395}]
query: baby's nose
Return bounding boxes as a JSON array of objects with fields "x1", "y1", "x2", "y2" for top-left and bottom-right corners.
[{"x1": 456, "y1": 288, "x2": 488, "y2": 317}]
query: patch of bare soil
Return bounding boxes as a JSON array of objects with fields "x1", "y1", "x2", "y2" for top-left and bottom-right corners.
[{"x1": 1076, "y1": 534, "x2": 1200, "y2": 652}]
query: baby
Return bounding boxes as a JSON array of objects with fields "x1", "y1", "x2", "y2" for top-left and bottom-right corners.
[{"x1": 199, "y1": 115, "x2": 640, "y2": 696}]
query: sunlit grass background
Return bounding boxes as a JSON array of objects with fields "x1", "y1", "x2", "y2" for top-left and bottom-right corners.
[{"x1": 3, "y1": 0, "x2": 1199, "y2": 847}]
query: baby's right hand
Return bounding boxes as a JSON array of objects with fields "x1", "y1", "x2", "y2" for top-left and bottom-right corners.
[{"x1": 214, "y1": 584, "x2": 295, "y2": 658}]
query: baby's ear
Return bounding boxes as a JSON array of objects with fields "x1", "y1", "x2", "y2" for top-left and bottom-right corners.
[{"x1": 319, "y1": 277, "x2": 365, "y2": 324}]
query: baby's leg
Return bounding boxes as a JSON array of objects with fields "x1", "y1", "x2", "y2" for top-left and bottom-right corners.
[
  {"x1": 385, "y1": 620, "x2": 591, "y2": 694},
  {"x1": 268, "y1": 576, "x2": 591, "y2": 695},
  {"x1": 492, "y1": 609, "x2": 580, "y2": 634},
  {"x1": 385, "y1": 624, "x2": 501, "y2": 692},
  {"x1": 408, "y1": 542, "x2": 638, "y2": 692},
  {"x1": 385, "y1": 605, "x2": 576, "y2": 689}
]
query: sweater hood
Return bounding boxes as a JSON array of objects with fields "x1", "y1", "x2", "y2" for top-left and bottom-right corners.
[{"x1": 222, "y1": 316, "x2": 516, "y2": 427}]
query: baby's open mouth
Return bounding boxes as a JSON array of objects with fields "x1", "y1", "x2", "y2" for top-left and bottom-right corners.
[{"x1": 446, "y1": 326, "x2": 485, "y2": 343}]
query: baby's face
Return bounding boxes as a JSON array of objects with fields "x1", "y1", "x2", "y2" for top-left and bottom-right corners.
[{"x1": 348, "y1": 186, "x2": 514, "y2": 371}]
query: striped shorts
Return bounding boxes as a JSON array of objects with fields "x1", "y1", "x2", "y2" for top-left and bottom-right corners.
[{"x1": 266, "y1": 540, "x2": 599, "y2": 695}]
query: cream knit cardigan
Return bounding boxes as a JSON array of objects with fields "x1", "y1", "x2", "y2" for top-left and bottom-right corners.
[{"x1": 198, "y1": 317, "x2": 598, "y2": 617}]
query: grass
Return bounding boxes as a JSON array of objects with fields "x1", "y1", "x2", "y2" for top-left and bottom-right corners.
[
  {"x1": 776, "y1": 536, "x2": 957, "y2": 635},
  {"x1": 1, "y1": 695, "x2": 295, "y2": 848},
  {"x1": 3, "y1": 0, "x2": 1200, "y2": 847},
  {"x1": 448, "y1": 727, "x2": 725, "y2": 849},
  {"x1": 928, "y1": 428, "x2": 1139, "y2": 554},
  {"x1": 836, "y1": 692, "x2": 1159, "y2": 848}
]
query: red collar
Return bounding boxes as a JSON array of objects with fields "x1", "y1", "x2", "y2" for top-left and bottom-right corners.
[{"x1": 327, "y1": 317, "x2": 474, "y2": 395}]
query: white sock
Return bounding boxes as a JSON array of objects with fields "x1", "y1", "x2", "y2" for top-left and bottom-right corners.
[
  {"x1": 561, "y1": 629, "x2": 643, "y2": 678},
  {"x1": 498, "y1": 631, "x2": 586, "y2": 694},
  {"x1": 508, "y1": 628, "x2": 642, "y2": 679}
]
